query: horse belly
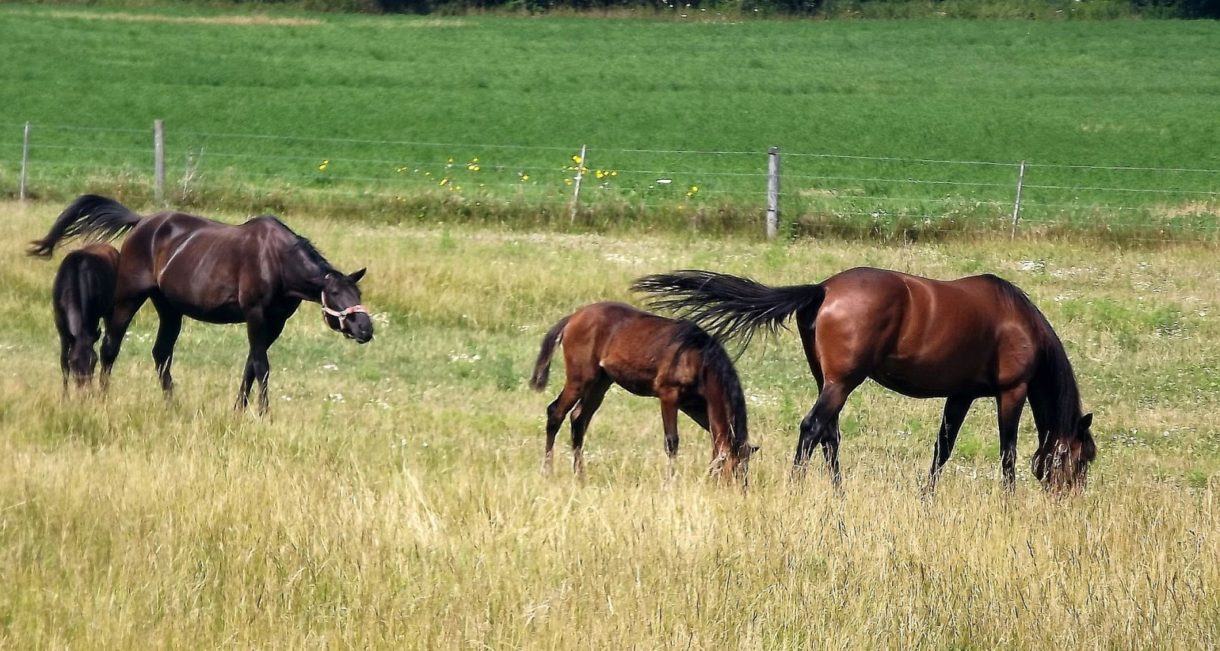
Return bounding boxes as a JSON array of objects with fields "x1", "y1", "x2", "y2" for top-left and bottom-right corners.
[
  {"x1": 871, "y1": 358, "x2": 993, "y2": 399},
  {"x1": 598, "y1": 358, "x2": 659, "y2": 398},
  {"x1": 168, "y1": 297, "x2": 245, "y2": 324}
]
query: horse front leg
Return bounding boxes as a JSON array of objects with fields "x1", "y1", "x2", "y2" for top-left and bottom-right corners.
[
  {"x1": 236, "y1": 345, "x2": 272, "y2": 414},
  {"x1": 679, "y1": 400, "x2": 726, "y2": 477},
  {"x1": 659, "y1": 390, "x2": 681, "y2": 480},
  {"x1": 236, "y1": 313, "x2": 286, "y2": 415},
  {"x1": 926, "y1": 396, "x2": 974, "y2": 494},
  {"x1": 996, "y1": 385, "x2": 1029, "y2": 493}
]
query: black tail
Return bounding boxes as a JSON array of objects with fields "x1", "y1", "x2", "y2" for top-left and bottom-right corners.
[
  {"x1": 529, "y1": 315, "x2": 571, "y2": 391},
  {"x1": 632, "y1": 270, "x2": 826, "y2": 348},
  {"x1": 28, "y1": 195, "x2": 142, "y2": 258}
]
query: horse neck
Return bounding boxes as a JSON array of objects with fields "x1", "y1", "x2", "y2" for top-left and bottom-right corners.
[
  {"x1": 282, "y1": 245, "x2": 335, "y2": 302},
  {"x1": 700, "y1": 349, "x2": 749, "y2": 455},
  {"x1": 1026, "y1": 338, "x2": 1083, "y2": 446}
]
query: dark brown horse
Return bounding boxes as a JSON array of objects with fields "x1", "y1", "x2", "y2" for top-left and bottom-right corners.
[
  {"x1": 29, "y1": 195, "x2": 373, "y2": 413},
  {"x1": 530, "y1": 302, "x2": 757, "y2": 482},
  {"x1": 48, "y1": 243, "x2": 120, "y2": 392},
  {"x1": 633, "y1": 268, "x2": 1096, "y2": 492}
]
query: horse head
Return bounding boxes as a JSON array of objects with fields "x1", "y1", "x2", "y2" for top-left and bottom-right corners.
[
  {"x1": 321, "y1": 268, "x2": 373, "y2": 344},
  {"x1": 709, "y1": 443, "x2": 760, "y2": 488},
  {"x1": 1031, "y1": 413, "x2": 1096, "y2": 491},
  {"x1": 67, "y1": 343, "x2": 99, "y2": 388}
]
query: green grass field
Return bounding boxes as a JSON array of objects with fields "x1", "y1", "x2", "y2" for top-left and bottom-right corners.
[
  {"x1": 1, "y1": 200, "x2": 1218, "y2": 646},
  {"x1": 1, "y1": 6, "x2": 1218, "y2": 238}
]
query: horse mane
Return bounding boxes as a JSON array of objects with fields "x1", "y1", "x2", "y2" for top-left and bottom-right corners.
[
  {"x1": 672, "y1": 321, "x2": 750, "y2": 455},
  {"x1": 986, "y1": 275, "x2": 1082, "y2": 437},
  {"x1": 262, "y1": 216, "x2": 338, "y2": 276}
]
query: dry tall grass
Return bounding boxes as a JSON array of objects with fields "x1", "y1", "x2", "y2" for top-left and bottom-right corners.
[{"x1": 1, "y1": 201, "x2": 1217, "y2": 647}]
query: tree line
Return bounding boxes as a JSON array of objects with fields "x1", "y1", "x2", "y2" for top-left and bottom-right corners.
[{"x1": 34, "y1": 0, "x2": 1220, "y2": 18}]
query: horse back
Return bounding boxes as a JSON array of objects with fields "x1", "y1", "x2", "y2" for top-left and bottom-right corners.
[
  {"x1": 565, "y1": 302, "x2": 697, "y2": 396},
  {"x1": 818, "y1": 268, "x2": 1044, "y2": 396},
  {"x1": 120, "y1": 212, "x2": 295, "y2": 321}
]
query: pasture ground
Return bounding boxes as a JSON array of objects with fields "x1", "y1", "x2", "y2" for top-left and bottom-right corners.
[
  {"x1": 0, "y1": 200, "x2": 1217, "y2": 647},
  {"x1": 1, "y1": 6, "x2": 1218, "y2": 239}
]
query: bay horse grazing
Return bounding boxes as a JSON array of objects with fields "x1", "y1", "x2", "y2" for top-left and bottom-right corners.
[
  {"x1": 28, "y1": 195, "x2": 373, "y2": 413},
  {"x1": 633, "y1": 268, "x2": 1096, "y2": 492},
  {"x1": 529, "y1": 302, "x2": 758, "y2": 483},
  {"x1": 49, "y1": 243, "x2": 120, "y2": 392}
]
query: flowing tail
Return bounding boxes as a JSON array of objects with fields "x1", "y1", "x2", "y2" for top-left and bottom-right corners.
[
  {"x1": 28, "y1": 195, "x2": 143, "y2": 258},
  {"x1": 529, "y1": 315, "x2": 572, "y2": 391},
  {"x1": 631, "y1": 270, "x2": 826, "y2": 348}
]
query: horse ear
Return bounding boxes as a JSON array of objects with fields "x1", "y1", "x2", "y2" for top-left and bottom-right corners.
[
  {"x1": 1078, "y1": 413, "x2": 1093, "y2": 431},
  {"x1": 348, "y1": 268, "x2": 367, "y2": 284}
]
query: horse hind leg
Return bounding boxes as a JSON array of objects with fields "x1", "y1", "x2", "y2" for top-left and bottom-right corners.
[
  {"x1": 100, "y1": 294, "x2": 148, "y2": 393},
  {"x1": 151, "y1": 304, "x2": 182, "y2": 399},
  {"x1": 58, "y1": 330, "x2": 72, "y2": 395},
  {"x1": 794, "y1": 379, "x2": 857, "y2": 487},
  {"x1": 542, "y1": 383, "x2": 581, "y2": 475},
  {"x1": 569, "y1": 377, "x2": 611, "y2": 477},
  {"x1": 68, "y1": 336, "x2": 99, "y2": 391},
  {"x1": 54, "y1": 300, "x2": 77, "y2": 394}
]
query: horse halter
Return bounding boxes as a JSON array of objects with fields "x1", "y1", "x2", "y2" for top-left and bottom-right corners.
[{"x1": 320, "y1": 291, "x2": 368, "y2": 327}]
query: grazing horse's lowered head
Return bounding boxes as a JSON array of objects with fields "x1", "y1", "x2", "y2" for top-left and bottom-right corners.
[
  {"x1": 320, "y1": 268, "x2": 373, "y2": 343},
  {"x1": 1031, "y1": 412, "x2": 1097, "y2": 492}
]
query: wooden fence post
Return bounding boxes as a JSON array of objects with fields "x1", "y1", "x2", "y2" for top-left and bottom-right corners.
[
  {"x1": 153, "y1": 119, "x2": 165, "y2": 205},
  {"x1": 569, "y1": 144, "x2": 586, "y2": 223},
  {"x1": 19, "y1": 122, "x2": 30, "y2": 201},
  {"x1": 1010, "y1": 160, "x2": 1026, "y2": 239},
  {"x1": 766, "y1": 146, "x2": 781, "y2": 239}
]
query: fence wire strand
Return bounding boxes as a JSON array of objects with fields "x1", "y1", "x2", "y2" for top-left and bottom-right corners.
[{"x1": 9, "y1": 120, "x2": 1219, "y2": 238}]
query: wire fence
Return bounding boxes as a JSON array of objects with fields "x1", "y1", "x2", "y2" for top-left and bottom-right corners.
[{"x1": 4, "y1": 120, "x2": 1218, "y2": 242}]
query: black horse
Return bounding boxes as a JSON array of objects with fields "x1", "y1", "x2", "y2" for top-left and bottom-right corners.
[
  {"x1": 29, "y1": 195, "x2": 373, "y2": 413},
  {"x1": 49, "y1": 243, "x2": 120, "y2": 392}
]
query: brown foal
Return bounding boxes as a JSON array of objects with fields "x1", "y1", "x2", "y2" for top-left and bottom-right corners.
[{"x1": 530, "y1": 302, "x2": 757, "y2": 482}]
